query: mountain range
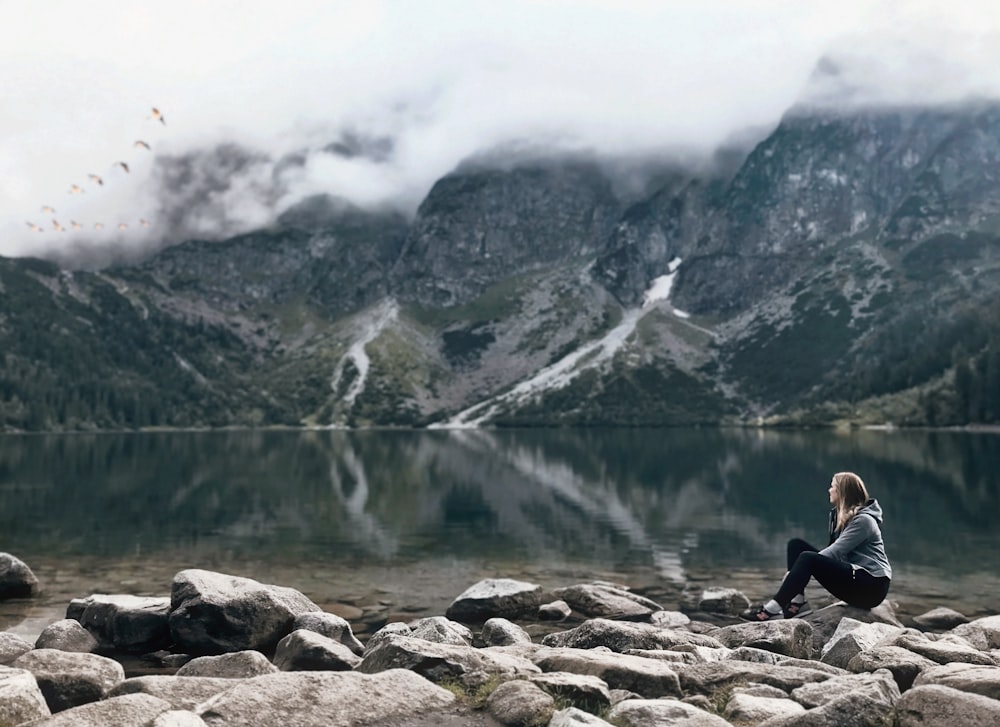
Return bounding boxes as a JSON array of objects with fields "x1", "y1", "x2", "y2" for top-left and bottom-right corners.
[{"x1": 3, "y1": 100, "x2": 1000, "y2": 431}]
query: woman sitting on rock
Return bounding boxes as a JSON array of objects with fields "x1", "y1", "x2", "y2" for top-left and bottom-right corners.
[{"x1": 740, "y1": 471, "x2": 892, "y2": 621}]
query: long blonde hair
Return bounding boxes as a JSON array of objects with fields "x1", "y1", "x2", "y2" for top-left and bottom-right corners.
[{"x1": 832, "y1": 471, "x2": 870, "y2": 531}]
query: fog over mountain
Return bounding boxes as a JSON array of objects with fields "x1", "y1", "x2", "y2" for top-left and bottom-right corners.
[{"x1": 3, "y1": 0, "x2": 1000, "y2": 261}]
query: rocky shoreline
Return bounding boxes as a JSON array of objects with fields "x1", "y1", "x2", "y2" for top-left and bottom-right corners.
[{"x1": 3, "y1": 552, "x2": 1000, "y2": 726}]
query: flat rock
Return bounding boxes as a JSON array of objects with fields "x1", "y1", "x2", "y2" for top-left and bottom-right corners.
[
  {"x1": 0, "y1": 632, "x2": 34, "y2": 665},
  {"x1": 13, "y1": 648, "x2": 125, "y2": 713},
  {"x1": 896, "y1": 684, "x2": 1000, "y2": 727},
  {"x1": 168, "y1": 569, "x2": 320, "y2": 654},
  {"x1": 759, "y1": 691, "x2": 895, "y2": 727},
  {"x1": 913, "y1": 662, "x2": 1000, "y2": 700},
  {"x1": 697, "y1": 587, "x2": 751, "y2": 615},
  {"x1": 884, "y1": 630, "x2": 998, "y2": 666},
  {"x1": 0, "y1": 553, "x2": 38, "y2": 599},
  {"x1": 445, "y1": 578, "x2": 544, "y2": 622},
  {"x1": 532, "y1": 646, "x2": 681, "y2": 698},
  {"x1": 554, "y1": 583, "x2": 662, "y2": 620},
  {"x1": 675, "y1": 660, "x2": 834, "y2": 696},
  {"x1": 175, "y1": 650, "x2": 278, "y2": 678},
  {"x1": 790, "y1": 667, "x2": 899, "y2": 708},
  {"x1": 608, "y1": 697, "x2": 731, "y2": 726},
  {"x1": 0, "y1": 665, "x2": 51, "y2": 725},
  {"x1": 15, "y1": 693, "x2": 171, "y2": 727},
  {"x1": 530, "y1": 671, "x2": 612, "y2": 711},
  {"x1": 847, "y1": 645, "x2": 937, "y2": 691},
  {"x1": 195, "y1": 668, "x2": 456, "y2": 727},
  {"x1": 952, "y1": 614, "x2": 1000, "y2": 651},
  {"x1": 913, "y1": 606, "x2": 969, "y2": 631},
  {"x1": 725, "y1": 692, "x2": 805, "y2": 723},
  {"x1": 541, "y1": 618, "x2": 723, "y2": 652},
  {"x1": 549, "y1": 707, "x2": 616, "y2": 726},
  {"x1": 151, "y1": 711, "x2": 210, "y2": 727},
  {"x1": 109, "y1": 676, "x2": 238, "y2": 710}
]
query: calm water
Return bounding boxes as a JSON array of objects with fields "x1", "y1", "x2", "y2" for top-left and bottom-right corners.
[{"x1": 2, "y1": 427, "x2": 999, "y2": 639}]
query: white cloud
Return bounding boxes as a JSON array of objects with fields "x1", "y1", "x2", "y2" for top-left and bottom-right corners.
[{"x1": 3, "y1": 0, "x2": 1000, "y2": 258}]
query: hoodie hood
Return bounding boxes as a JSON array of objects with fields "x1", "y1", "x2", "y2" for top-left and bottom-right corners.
[{"x1": 858, "y1": 498, "x2": 884, "y2": 525}]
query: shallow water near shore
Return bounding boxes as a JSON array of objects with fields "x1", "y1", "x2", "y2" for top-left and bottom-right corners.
[{"x1": 2, "y1": 427, "x2": 999, "y2": 642}]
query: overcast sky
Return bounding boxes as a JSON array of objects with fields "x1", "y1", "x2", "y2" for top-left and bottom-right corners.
[{"x1": 3, "y1": 0, "x2": 1000, "y2": 259}]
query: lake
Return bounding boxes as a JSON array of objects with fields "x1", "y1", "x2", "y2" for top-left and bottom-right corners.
[{"x1": 2, "y1": 427, "x2": 998, "y2": 641}]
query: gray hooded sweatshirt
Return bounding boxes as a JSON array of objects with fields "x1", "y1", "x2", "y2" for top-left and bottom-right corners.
[{"x1": 819, "y1": 499, "x2": 892, "y2": 579}]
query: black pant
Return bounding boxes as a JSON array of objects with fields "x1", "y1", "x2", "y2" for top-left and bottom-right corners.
[{"x1": 774, "y1": 538, "x2": 890, "y2": 609}]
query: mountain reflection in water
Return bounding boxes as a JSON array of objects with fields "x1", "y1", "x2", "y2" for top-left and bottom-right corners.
[{"x1": 1, "y1": 427, "x2": 999, "y2": 626}]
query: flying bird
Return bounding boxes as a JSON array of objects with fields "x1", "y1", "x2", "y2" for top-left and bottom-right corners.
[
  {"x1": 88, "y1": 173, "x2": 104, "y2": 185},
  {"x1": 70, "y1": 220, "x2": 82, "y2": 230},
  {"x1": 115, "y1": 161, "x2": 130, "y2": 173},
  {"x1": 94, "y1": 222, "x2": 104, "y2": 230},
  {"x1": 52, "y1": 220, "x2": 65, "y2": 232},
  {"x1": 134, "y1": 140, "x2": 151, "y2": 150},
  {"x1": 69, "y1": 184, "x2": 84, "y2": 194},
  {"x1": 150, "y1": 107, "x2": 166, "y2": 125},
  {"x1": 41, "y1": 205, "x2": 56, "y2": 214},
  {"x1": 26, "y1": 222, "x2": 43, "y2": 233},
  {"x1": 118, "y1": 222, "x2": 128, "y2": 230},
  {"x1": 139, "y1": 218, "x2": 151, "y2": 227}
]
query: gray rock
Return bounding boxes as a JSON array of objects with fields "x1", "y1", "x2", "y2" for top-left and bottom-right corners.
[
  {"x1": 608, "y1": 697, "x2": 732, "y2": 726},
  {"x1": 952, "y1": 615, "x2": 1000, "y2": 651},
  {"x1": 726, "y1": 692, "x2": 805, "y2": 723},
  {"x1": 913, "y1": 662, "x2": 1000, "y2": 700},
  {"x1": 727, "y1": 646, "x2": 782, "y2": 664},
  {"x1": 548, "y1": 707, "x2": 616, "y2": 726},
  {"x1": 758, "y1": 691, "x2": 895, "y2": 727},
  {"x1": 273, "y1": 629, "x2": 361, "y2": 671},
  {"x1": 150, "y1": 711, "x2": 210, "y2": 727},
  {"x1": 790, "y1": 668, "x2": 899, "y2": 708},
  {"x1": 13, "y1": 648, "x2": 125, "y2": 713},
  {"x1": 554, "y1": 583, "x2": 662, "y2": 620},
  {"x1": 883, "y1": 630, "x2": 998, "y2": 666},
  {"x1": 194, "y1": 669, "x2": 456, "y2": 727},
  {"x1": 409, "y1": 616, "x2": 473, "y2": 646},
  {"x1": 168, "y1": 569, "x2": 320, "y2": 654},
  {"x1": 73, "y1": 594, "x2": 172, "y2": 653},
  {"x1": 846, "y1": 645, "x2": 937, "y2": 691},
  {"x1": 0, "y1": 632, "x2": 33, "y2": 665},
  {"x1": 109, "y1": 676, "x2": 238, "y2": 710},
  {"x1": 711, "y1": 619, "x2": 813, "y2": 659},
  {"x1": 625, "y1": 648, "x2": 700, "y2": 664},
  {"x1": 818, "y1": 618, "x2": 901, "y2": 669},
  {"x1": 35, "y1": 619, "x2": 98, "y2": 653},
  {"x1": 175, "y1": 650, "x2": 278, "y2": 678},
  {"x1": 358, "y1": 634, "x2": 539, "y2": 686},
  {"x1": 364, "y1": 621, "x2": 413, "y2": 653},
  {"x1": 482, "y1": 617, "x2": 533, "y2": 646},
  {"x1": 530, "y1": 671, "x2": 612, "y2": 711},
  {"x1": 676, "y1": 661, "x2": 834, "y2": 696},
  {"x1": 803, "y1": 600, "x2": 901, "y2": 656},
  {"x1": 291, "y1": 611, "x2": 364, "y2": 655},
  {"x1": 913, "y1": 606, "x2": 969, "y2": 631},
  {"x1": 541, "y1": 618, "x2": 724, "y2": 652},
  {"x1": 0, "y1": 666, "x2": 51, "y2": 725},
  {"x1": 735, "y1": 684, "x2": 789, "y2": 699},
  {"x1": 445, "y1": 578, "x2": 544, "y2": 622},
  {"x1": 697, "y1": 587, "x2": 751, "y2": 615},
  {"x1": 539, "y1": 600, "x2": 572, "y2": 622},
  {"x1": 486, "y1": 679, "x2": 555, "y2": 726},
  {"x1": 649, "y1": 610, "x2": 691, "y2": 629},
  {"x1": 896, "y1": 684, "x2": 1000, "y2": 727},
  {"x1": 0, "y1": 553, "x2": 38, "y2": 599},
  {"x1": 15, "y1": 693, "x2": 172, "y2": 726},
  {"x1": 532, "y1": 646, "x2": 681, "y2": 698}
]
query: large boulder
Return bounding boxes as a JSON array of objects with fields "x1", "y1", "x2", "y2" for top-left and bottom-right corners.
[
  {"x1": 725, "y1": 691, "x2": 805, "y2": 723},
  {"x1": 541, "y1": 618, "x2": 723, "y2": 652},
  {"x1": 0, "y1": 553, "x2": 38, "y2": 599},
  {"x1": 896, "y1": 684, "x2": 1000, "y2": 727},
  {"x1": 35, "y1": 619, "x2": 98, "y2": 653},
  {"x1": 13, "y1": 693, "x2": 171, "y2": 727},
  {"x1": 0, "y1": 666, "x2": 51, "y2": 726},
  {"x1": 711, "y1": 619, "x2": 813, "y2": 659},
  {"x1": 272, "y1": 629, "x2": 361, "y2": 671},
  {"x1": 445, "y1": 578, "x2": 544, "y2": 622},
  {"x1": 882, "y1": 630, "x2": 998, "y2": 666},
  {"x1": 70, "y1": 594, "x2": 171, "y2": 653},
  {"x1": 675, "y1": 661, "x2": 833, "y2": 697},
  {"x1": 790, "y1": 668, "x2": 899, "y2": 709},
  {"x1": 549, "y1": 707, "x2": 616, "y2": 726},
  {"x1": 408, "y1": 616, "x2": 473, "y2": 646},
  {"x1": 759, "y1": 691, "x2": 896, "y2": 727},
  {"x1": 194, "y1": 669, "x2": 456, "y2": 727},
  {"x1": 482, "y1": 617, "x2": 533, "y2": 646},
  {"x1": 847, "y1": 645, "x2": 936, "y2": 691},
  {"x1": 291, "y1": 612, "x2": 364, "y2": 655},
  {"x1": 819, "y1": 618, "x2": 902, "y2": 669},
  {"x1": 532, "y1": 646, "x2": 681, "y2": 698},
  {"x1": 530, "y1": 671, "x2": 612, "y2": 712},
  {"x1": 175, "y1": 651, "x2": 278, "y2": 678},
  {"x1": 803, "y1": 601, "x2": 902, "y2": 656},
  {"x1": 913, "y1": 607, "x2": 969, "y2": 631},
  {"x1": 696, "y1": 587, "x2": 751, "y2": 616},
  {"x1": 554, "y1": 583, "x2": 663, "y2": 620},
  {"x1": 607, "y1": 697, "x2": 732, "y2": 726},
  {"x1": 13, "y1": 648, "x2": 125, "y2": 713},
  {"x1": 168, "y1": 569, "x2": 321, "y2": 654},
  {"x1": 109, "y1": 676, "x2": 238, "y2": 711},
  {"x1": 952, "y1": 615, "x2": 1000, "y2": 651},
  {"x1": 0, "y1": 633, "x2": 33, "y2": 665}
]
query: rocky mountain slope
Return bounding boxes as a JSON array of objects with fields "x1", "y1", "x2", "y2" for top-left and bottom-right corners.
[{"x1": 3, "y1": 101, "x2": 1000, "y2": 431}]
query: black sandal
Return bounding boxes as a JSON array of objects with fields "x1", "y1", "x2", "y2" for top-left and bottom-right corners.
[{"x1": 738, "y1": 604, "x2": 784, "y2": 622}]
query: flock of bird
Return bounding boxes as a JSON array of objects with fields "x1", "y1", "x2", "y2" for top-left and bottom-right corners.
[{"x1": 24, "y1": 107, "x2": 166, "y2": 235}]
